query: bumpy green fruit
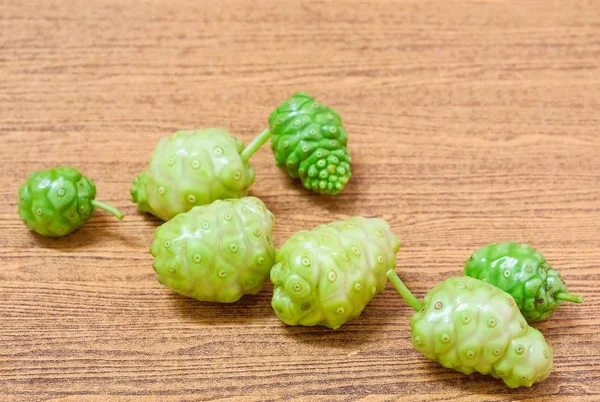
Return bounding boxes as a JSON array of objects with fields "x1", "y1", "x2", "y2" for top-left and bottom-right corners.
[
  {"x1": 132, "y1": 129, "x2": 256, "y2": 221},
  {"x1": 151, "y1": 197, "x2": 276, "y2": 303},
  {"x1": 271, "y1": 217, "x2": 400, "y2": 329},
  {"x1": 268, "y1": 93, "x2": 352, "y2": 195},
  {"x1": 387, "y1": 272, "x2": 553, "y2": 388},
  {"x1": 18, "y1": 167, "x2": 124, "y2": 237},
  {"x1": 464, "y1": 242, "x2": 583, "y2": 322}
]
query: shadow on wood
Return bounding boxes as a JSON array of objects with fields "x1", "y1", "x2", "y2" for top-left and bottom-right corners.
[
  {"x1": 27, "y1": 219, "x2": 135, "y2": 249},
  {"x1": 167, "y1": 292, "x2": 274, "y2": 326}
]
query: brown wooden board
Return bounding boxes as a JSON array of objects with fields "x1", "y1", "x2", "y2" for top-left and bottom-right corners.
[{"x1": 1, "y1": 1, "x2": 599, "y2": 400}]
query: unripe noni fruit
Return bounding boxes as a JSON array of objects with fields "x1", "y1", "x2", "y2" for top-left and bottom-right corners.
[
  {"x1": 465, "y1": 242, "x2": 583, "y2": 322},
  {"x1": 18, "y1": 166, "x2": 123, "y2": 237},
  {"x1": 271, "y1": 217, "x2": 400, "y2": 329},
  {"x1": 387, "y1": 272, "x2": 553, "y2": 388},
  {"x1": 151, "y1": 197, "x2": 275, "y2": 303}
]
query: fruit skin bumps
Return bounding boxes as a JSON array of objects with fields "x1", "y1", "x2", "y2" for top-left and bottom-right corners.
[
  {"x1": 132, "y1": 128, "x2": 256, "y2": 221},
  {"x1": 387, "y1": 272, "x2": 553, "y2": 388},
  {"x1": 151, "y1": 197, "x2": 276, "y2": 303},
  {"x1": 271, "y1": 217, "x2": 400, "y2": 329},
  {"x1": 269, "y1": 93, "x2": 352, "y2": 195},
  {"x1": 18, "y1": 167, "x2": 124, "y2": 237},
  {"x1": 464, "y1": 242, "x2": 583, "y2": 322}
]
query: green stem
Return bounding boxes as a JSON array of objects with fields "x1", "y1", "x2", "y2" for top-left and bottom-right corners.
[
  {"x1": 240, "y1": 129, "x2": 271, "y2": 162},
  {"x1": 386, "y1": 269, "x2": 423, "y2": 312},
  {"x1": 555, "y1": 292, "x2": 584, "y2": 304},
  {"x1": 91, "y1": 200, "x2": 125, "y2": 220}
]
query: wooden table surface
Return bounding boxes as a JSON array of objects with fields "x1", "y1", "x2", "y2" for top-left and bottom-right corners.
[{"x1": 1, "y1": 1, "x2": 599, "y2": 401}]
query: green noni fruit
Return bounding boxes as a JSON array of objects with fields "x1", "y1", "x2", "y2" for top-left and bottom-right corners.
[
  {"x1": 270, "y1": 217, "x2": 400, "y2": 329},
  {"x1": 131, "y1": 95, "x2": 352, "y2": 221},
  {"x1": 464, "y1": 242, "x2": 583, "y2": 322},
  {"x1": 151, "y1": 197, "x2": 276, "y2": 303},
  {"x1": 268, "y1": 92, "x2": 352, "y2": 195},
  {"x1": 387, "y1": 271, "x2": 553, "y2": 388},
  {"x1": 18, "y1": 167, "x2": 124, "y2": 237},
  {"x1": 131, "y1": 128, "x2": 258, "y2": 221}
]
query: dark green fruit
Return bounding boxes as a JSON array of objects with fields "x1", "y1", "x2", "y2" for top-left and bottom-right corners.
[
  {"x1": 465, "y1": 242, "x2": 583, "y2": 322},
  {"x1": 18, "y1": 167, "x2": 123, "y2": 237},
  {"x1": 269, "y1": 93, "x2": 352, "y2": 195}
]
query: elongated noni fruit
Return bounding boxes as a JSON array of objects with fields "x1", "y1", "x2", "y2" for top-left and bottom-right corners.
[
  {"x1": 464, "y1": 242, "x2": 583, "y2": 322},
  {"x1": 268, "y1": 92, "x2": 352, "y2": 195},
  {"x1": 271, "y1": 217, "x2": 400, "y2": 329},
  {"x1": 18, "y1": 166, "x2": 124, "y2": 237},
  {"x1": 151, "y1": 197, "x2": 276, "y2": 303},
  {"x1": 132, "y1": 128, "x2": 258, "y2": 221},
  {"x1": 387, "y1": 271, "x2": 553, "y2": 388}
]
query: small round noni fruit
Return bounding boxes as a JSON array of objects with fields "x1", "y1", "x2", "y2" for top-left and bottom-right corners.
[
  {"x1": 18, "y1": 166, "x2": 123, "y2": 237},
  {"x1": 464, "y1": 242, "x2": 583, "y2": 322}
]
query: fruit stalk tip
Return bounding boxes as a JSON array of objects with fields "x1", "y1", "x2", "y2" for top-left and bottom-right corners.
[
  {"x1": 555, "y1": 292, "x2": 584, "y2": 304},
  {"x1": 91, "y1": 200, "x2": 125, "y2": 220}
]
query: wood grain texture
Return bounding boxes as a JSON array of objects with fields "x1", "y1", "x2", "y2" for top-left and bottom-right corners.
[{"x1": 1, "y1": 0, "x2": 599, "y2": 400}]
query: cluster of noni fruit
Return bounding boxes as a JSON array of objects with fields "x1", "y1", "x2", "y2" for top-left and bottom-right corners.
[{"x1": 17, "y1": 93, "x2": 584, "y2": 389}]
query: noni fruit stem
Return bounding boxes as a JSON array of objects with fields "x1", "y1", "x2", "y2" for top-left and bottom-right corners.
[
  {"x1": 554, "y1": 292, "x2": 584, "y2": 304},
  {"x1": 386, "y1": 269, "x2": 422, "y2": 311},
  {"x1": 90, "y1": 200, "x2": 124, "y2": 220},
  {"x1": 240, "y1": 129, "x2": 271, "y2": 162}
]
